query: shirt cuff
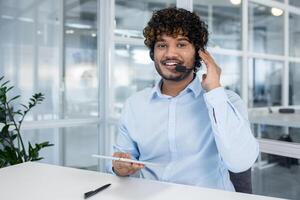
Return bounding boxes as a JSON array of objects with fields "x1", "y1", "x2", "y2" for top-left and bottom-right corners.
[{"x1": 203, "y1": 87, "x2": 228, "y2": 107}]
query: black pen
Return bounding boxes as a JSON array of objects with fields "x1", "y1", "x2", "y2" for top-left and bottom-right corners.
[{"x1": 84, "y1": 183, "x2": 111, "y2": 199}]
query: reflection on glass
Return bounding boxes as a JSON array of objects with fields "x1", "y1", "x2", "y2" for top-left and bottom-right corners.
[
  {"x1": 248, "y1": 3, "x2": 284, "y2": 55},
  {"x1": 115, "y1": 0, "x2": 176, "y2": 38},
  {"x1": 253, "y1": 124, "x2": 285, "y2": 140},
  {"x1": 108, "y1": 125, "x2": 118, "y2": 155},
  {"x1": 248, "y1": 58, "x2": 283, "y2": 107},
  {"x1": 22, "y1": 128, "x2": 58, "y2": 165},
  {"x1": 289, "y1": 63, "x2": 300, "y2": 105},
  {"x1": 0, "y1": 0, "x2": 60, "y2": 120},
  {"x1": 289, "y1": 13, "x2": 300, "y2": 57},
  {"x1": 194, "y1": 0, "x2": 242, "y2": 50},
  {"x1": 63, "y1": 125, "x2": 98, "y2": 170},
  {"x1": 210, "y1": 54, "x2": 241, "y2": 94},
  {"x1": 22, "y1": 125, "x2": 99, "y2": 171},
  {"x1": 64, "y1": 0, "x2": 98, "y2": 118},
  {"x1": 290, "y1": 0, "x2": 300, "y2": 8},
  {"x1": 111, "y1": 44, "x2": 159, "y2": 117},
  {"x1": 251, "y1": 123, "x2": 300, "y2": 199},
  {"x1": 252, "y1": 152, "x2": 300, "y2": 199}
]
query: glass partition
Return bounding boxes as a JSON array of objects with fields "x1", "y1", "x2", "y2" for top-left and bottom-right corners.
[
  {"x1": 290, "y1": 0, "x2": 300, "y2": 8},
  {"x1": 64, "y1": 0, "x2": 99, "y2": 119},
  {"x1": 289, "y1": 62, "x2": 300, "y2": 105},
  {"x1": 248, "y1": 2, "x2": 284, "y2": 55},
  {"x1": 289, "y1": 13, "x2": 300, "y2": 57},
  {"x1": 248, "y1": 58, "x2": 283, "y2": 107},
  {"x1": 0, "y1": 0, "x2": 60, "y2": 120},
  {"x1": 22, "y1": 125, "x2": 99, "y2": 171},
  {"x1": 252, "y1": 153, "x2": 300, "y2": 200},
  {"x1": 213, "y1": 54, "x2": 242, "y2": 95},
  {"x1": 194, "y1": 0, "x2": 242, "y2": 50},
  {"x1": 111, "y1": 44, "x2": 159, "y2": 117},
  {"x1": 115, "y1": 0, "x2": 176, "y2": 38}
]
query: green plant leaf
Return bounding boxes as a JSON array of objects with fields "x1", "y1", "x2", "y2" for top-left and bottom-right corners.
[
  {"x1": 10, "y1": 133, "x2": 18, "y2": 141},
  {"x1": 0, "y1": 107, "x2": 6, "y2": 123},
  {"x1": 27, "y1": 141, "x2": 53, "y2": 161},
  {"x1": 0, "y1": 88, "x2": 7, "y2": 103},
  {"x1": 2, "y1": 146, "x2": 21, "y2": 165},
  {"x1": 0, "y1": 149, "x2": 9, "y2": 167},
  {"x1": 1, "y1": 124, "x2": 10, "y2": 137},
  {"x1": 6, "y1": 86, "x2": 14, "y2": 93},
  {"x1": 0, "y1": 158, "x2": 5, "y2": 168},
  {"x1": 20, "y1": 104, "x2": 28, "y2": 109},
  {"x1": 1, "y1": 80, "x2": 9, "y2": 87},
  {"x1": 39, "y1": 141, "x2": 54, "y2": 148},
  {"x1": 0, "y1": 77, "x2": 51, "y2": 168},
  {"x1": 28, "y1": 142, "x2": 39, "y2": 160},
  {"x1": 14, "y1": 110, "x2": 23, "y2": 116},
  {"x1": 8, "y1": 95, "x2": 21, "y2": 103}
]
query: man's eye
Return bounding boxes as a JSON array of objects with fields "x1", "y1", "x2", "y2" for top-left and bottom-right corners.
[
  {"x1": 178, "y1": 43, "x2": 187, "y2": 48},
  {"x1": 157, "y1": 44, "x2": 166, "y2": 48}
]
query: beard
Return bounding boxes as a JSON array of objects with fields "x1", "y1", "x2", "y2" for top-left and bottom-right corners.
[{"x1": 154, "y1": 62, "x2": 193, "y2": 82}]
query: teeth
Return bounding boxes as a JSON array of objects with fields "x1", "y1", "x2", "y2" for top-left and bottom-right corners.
[{"x1": 165, "y1": 62, "x2": 178, "y2": 65}]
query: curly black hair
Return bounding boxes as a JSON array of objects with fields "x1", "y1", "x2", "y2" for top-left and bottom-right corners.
[{"x1": 143, "y1": 7, "x2": 209, "y2": 53}]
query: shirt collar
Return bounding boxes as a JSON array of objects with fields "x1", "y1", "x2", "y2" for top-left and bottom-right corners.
[
  {"x1": 149, "y1": 79, "x2": 164, "y2": 100},
  {"x1": 149, "y1": 75, "x2": 203, "y2": 101}
]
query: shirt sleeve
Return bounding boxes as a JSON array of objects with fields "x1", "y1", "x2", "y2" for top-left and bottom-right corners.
[
  {"x1": 203, "y1": 87, "x2": 259, "y2": 173},
  {"x1": 106, "y1": 99, "x2": 141, "y2": 175}
]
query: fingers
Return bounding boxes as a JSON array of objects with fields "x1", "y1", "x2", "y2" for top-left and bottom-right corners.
[
  {"x1": 112, "y1": 152, "x2": 145, "y2": 176},
  {"x1": 199, "y1": 50, "x2": 212, "y2": 65},
  {"x1": 112, "y1": 152, "x2": 131, "y2": 168},
  {"x1": 113, "y1": 152, "x2": 131, "y2": 159},
  {"x1": 199, "y1": 50, "x2": 221, "y2": 75}
]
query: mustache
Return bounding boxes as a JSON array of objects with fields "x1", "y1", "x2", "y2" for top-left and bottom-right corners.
[{"x1": 160, "y1": 59, "x2": 183, "y2": 65}]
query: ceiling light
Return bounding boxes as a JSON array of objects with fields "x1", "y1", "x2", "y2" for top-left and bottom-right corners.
[
  {"x1": 65, "y1": 23, "x2": 92, "y2": 29},
  {"x1": 65, "y1": 29, "x2": 74, "y2": 34},
  {"x1": 271, "y1": 7, "x2": 283, "y2": 16},
  {"x1": 230, "y1": 0, "x2": 241, "y2": 5}
]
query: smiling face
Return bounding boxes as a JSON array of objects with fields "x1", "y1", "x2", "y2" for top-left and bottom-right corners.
[{"x1": 153, "y1": 34, "x2": 196, "y2": 82}]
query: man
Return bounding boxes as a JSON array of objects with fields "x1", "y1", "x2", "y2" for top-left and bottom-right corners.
[{"x1": 107, "y1": 7, "x2": 259, "y2": 191}]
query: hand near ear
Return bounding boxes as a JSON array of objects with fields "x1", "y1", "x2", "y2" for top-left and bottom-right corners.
[{"x1": 199, "y1": 50, "x2": 221, "y2": 92}]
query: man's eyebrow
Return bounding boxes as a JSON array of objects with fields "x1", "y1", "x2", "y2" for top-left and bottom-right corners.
[
  {"x1": 177, "y1": 37, "x2": 191, "y2": 42},
  {"x1": 156, "y1": 38, "x2": 165, "y2": 42}
]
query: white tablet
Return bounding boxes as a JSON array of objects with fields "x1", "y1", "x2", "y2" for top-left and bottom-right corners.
[{"x1": 92, "y1": 154, "x2": 162, "y2": 167}]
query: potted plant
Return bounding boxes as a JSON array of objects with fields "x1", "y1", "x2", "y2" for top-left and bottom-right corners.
[{"x1": 0, "y1": 76, "x2": 53, "y2": 168}]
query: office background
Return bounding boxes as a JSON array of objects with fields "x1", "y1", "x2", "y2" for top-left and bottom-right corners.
[{"x1": 1, "y1": 0, "x2": 300, "y2": 199}]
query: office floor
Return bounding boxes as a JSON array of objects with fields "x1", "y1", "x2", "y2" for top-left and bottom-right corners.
[{"x1": 252, "y1": 164, "x2": 300, "y2": 200}]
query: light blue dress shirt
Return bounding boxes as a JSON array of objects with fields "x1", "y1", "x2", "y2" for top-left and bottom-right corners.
[{"x1": 107, "y1": 75, "x2": 259, "y2": 191}]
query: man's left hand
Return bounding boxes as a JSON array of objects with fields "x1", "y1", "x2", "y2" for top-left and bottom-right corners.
[{"x1": 199, "y1": 50, "x2": 221, "y2": 92}]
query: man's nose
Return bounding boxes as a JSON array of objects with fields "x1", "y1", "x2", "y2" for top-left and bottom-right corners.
[{"x1": 165, "y1": 46, "x2": 179, "y2": 58}]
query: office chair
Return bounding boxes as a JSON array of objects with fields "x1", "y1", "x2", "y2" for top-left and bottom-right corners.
[{"x1": 229, "y1": 168, "x2": 252, "y2": 194}]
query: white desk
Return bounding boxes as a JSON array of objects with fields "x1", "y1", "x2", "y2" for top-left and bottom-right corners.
[{"x1": 0, "y1": 162, "x2": 281, "y2": 200}]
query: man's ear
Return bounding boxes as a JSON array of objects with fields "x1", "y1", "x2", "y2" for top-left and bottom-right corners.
[
  {"x1": 149, "y1": 49, "x2": 154, "y2": 61},
  {"x1": 194, "y1": 50, "x2": 202, "y2": 72}
]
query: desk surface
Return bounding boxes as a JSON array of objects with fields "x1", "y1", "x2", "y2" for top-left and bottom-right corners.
[{"x1": 0, "y1": 162, "x2": 281, "y2": 200}]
